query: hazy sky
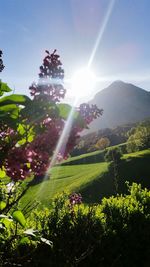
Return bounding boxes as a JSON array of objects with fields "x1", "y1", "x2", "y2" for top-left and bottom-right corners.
[{"x1": 1, "y1": 0, "x2": 150, "y2": 102}]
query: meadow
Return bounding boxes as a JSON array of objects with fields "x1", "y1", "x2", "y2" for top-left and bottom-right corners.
[{"x1": 21, "y1": 147, "x2": 150, "y2": 208}]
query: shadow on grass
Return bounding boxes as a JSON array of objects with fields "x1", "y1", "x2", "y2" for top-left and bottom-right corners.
[
  {"x1": 79, "y1": 171, "x2": 116, "y2": 204},
  {"x1": 61, "y1": 152, "x2": 105, "y2": 166},
  {"x1": 27, "y1": 151, "x2": 150, "y2": 204},
  {"x1": 28, "y1": 175, "x2": 49, "y2": 186},
  {"x1": 118, "y1": 154, "x2": 150, "y2": 194},
  {"x1": 79, "y1": 153, "x2": 150, "y2": 204}
]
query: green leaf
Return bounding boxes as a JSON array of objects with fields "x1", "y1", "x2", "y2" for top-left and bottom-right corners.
[
  {"x1": 0, "y1": 81, "x2": 12, "y2": 96},
  {"x1": 0, "y1": 168, "x2": 6, "y2": 178},
  {"x1": 0, "y1": 103, "x2": 24, "y2": 130},
  {"x1": 17, "y1": 138, "x2": 26, "y2": 145},
  {"x1": 0, "y1": 218, "x2": 12, "y2": 228},
  {"x1": 28, "y1": 134, "x2": 34, "y2": 142},
  {"x1": 17, "y1": 124, "x2": 35, "y2": 144},
  {"x1": 0, "y1": 94, "x2": 31, "y2": 107},
  {"x1": 12, "y1": 210, "x2": 26, "y2": 227},
  {"x1": 21, "y1": 99, "x2": 58, "y2": 121},
  {"x1": 0, "y1": 104, "x2": 20, "y2": 119},
  {"x1": 17, "y1": 124, "x2": 26, "y2": 135},
  {"x1": 57, "y1": 103, "x2": 87, "y2": 129},
  {"x1": 0, "y1": 103, "x2": 18, "y2": 112},
  {"x1": 26, "y1": 162, "x2": 31, "y2": 168},
  {"x1": 58, "y1": 103, "x2": 72, "y2": 119},
  {"x1": 0, "y1": 201, "x2": 6, "y2": 211},
  {"x1": 0, "y1": 215, "x2": 13, "y2": 229},
  {"x1": 19, "y1": 237, "x2": 30, "y2": 245},
  {"x1": 0, "y1": 116, "x2": 19, "y2": 129}
]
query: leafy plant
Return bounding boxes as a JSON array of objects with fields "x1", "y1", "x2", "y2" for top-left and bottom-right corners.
[
  {"x1": 127, "y1": 124, "x2": 150, "y2": 153},
  {"x1": 0, "y1": 49, "x2": 102, "y2": 183},
  {"x1": 104, "y1": 147, "x2": 123, "y2": 193},
  {"x1": 95, "y1": 137, "x2": 110, "y2": 150},
  {"x1": 0, "y1": 49, "x2": 102, "y2": 265},
  {"x1": 0, "y1": 184, "x2": 149, "y2": 266},
  {"x1": 104, "y1": 147, "x2": 122, "y2": 163}
]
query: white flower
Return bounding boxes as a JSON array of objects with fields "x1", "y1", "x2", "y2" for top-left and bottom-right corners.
[{"x1": 6, "y1": 181, "x2": 15, "y2": 193}]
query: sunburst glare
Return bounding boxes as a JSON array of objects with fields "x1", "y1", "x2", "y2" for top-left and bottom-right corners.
[{"x1": 36, "y1": 0, "x2": 116, "y2": 196}]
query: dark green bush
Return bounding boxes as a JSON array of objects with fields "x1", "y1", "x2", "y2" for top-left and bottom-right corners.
[
  {"x1": 127, "y1": 125, "x2": 150, "y2": 153},
  {"x1": 1, "y1": 183, "x2": 150, "y2": 266},
  {"x1": 104, "y1": 147, "x2": 123, "y2": 163}
]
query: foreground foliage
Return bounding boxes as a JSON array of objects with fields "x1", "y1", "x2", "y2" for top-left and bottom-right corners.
[
  {"x1": 0, "y1": 49, "x2": 103, "y2": 254},
  {"x1": 1, "y1": 183, "x2": 150, "y2": 266},
  {"x1": 0, "y1": 49, "x2": 102, "y2": 183}
]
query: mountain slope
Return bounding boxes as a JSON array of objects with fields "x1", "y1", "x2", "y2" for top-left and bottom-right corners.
[{"x1": 89, "y1": 81, "x2": 150, "y2": 131}]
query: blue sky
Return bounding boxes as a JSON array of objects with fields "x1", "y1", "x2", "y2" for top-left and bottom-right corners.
[{"x1": 0, "y1": 0, "x2": 150, "y2": 102}]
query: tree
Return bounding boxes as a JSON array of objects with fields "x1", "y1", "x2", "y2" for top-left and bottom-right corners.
[
  {"x1": 104, "y1": 147, "x2": 123, "y2": 193},
  {"x1": 95, "y1": 137, "x2": 110, "y2": 150},
  {"x1": 127, "y1": 125, "x2": 150, "y2": 153},
  {"x1": 104, "y1": 147, "x2": 122, "y2": 163}
]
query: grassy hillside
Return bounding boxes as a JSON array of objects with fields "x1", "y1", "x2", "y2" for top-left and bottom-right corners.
[
  {"x1": 61, "y1": 143, "x2": 126, "y2": 166},
  {"x1": 60, "y1": 149, "x2": 105, "y2": 165},
  {"x1": 80, "y1": 149, "x2": 150, "y2": 203},
  {"x1": 21, "y1": 162, "x2": 109, "y2": 208},
  {"x1": 20, "y1": 148, "x2": 150, "y2": 208},
  {"x1": 118, "y1": 149, "x2": 150, "y2": 191}
]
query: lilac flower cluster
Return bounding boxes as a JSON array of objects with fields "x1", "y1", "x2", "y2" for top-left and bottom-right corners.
[
  {"x1": 29, "y1": 50, "x2": 66, "y2": 102},
  {"x1": 69, "y1": 193, "x2": 82, "y2": 206},
  {"x1": 0, "y1": 50, "x2": 4, "y2": 72},
  {"x1": 79, "y1": 103, "x2": 103, "y2": 124}
]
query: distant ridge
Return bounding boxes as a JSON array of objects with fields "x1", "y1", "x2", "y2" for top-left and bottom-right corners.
[{"x1": 88, "y1": 80, "x2": 150, "y2": 131}]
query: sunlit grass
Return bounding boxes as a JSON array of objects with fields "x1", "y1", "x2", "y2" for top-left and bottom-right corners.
[
  {"x1": 123, "y1": 148, "x2": 150, "y2": 159},
  {"x1": 20, "y1": 148, "x2": 150, "y2": 208},
  {"x1": 21, "y1": 162, "x2": 108, "y2": 207}
]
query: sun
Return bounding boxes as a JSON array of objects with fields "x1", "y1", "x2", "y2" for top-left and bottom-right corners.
[{"x1": 71, "y1": 68, "x2": 96, "y2": 98}]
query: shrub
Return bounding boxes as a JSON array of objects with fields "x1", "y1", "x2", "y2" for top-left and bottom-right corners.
[
  {"x1": 1, "y1": 184, "x2": 150, "y2": 266},
  {"x1": 104, "y1": 147, "x2": 123, "y2": 163},
  {"x1": 104, "y1": 147, "x2": 123, "y2": 193},
  {"x1": 127, "y1": 125, "x2": 150, "y2": 153},
  {"x1": 95, "y1": 137, "x2": 110, "y2": 150}
]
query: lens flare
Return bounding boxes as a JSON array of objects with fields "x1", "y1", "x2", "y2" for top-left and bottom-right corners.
[
  {"x1": 35, "y1": 0, "x2": 116, "y2": 199},
  {"x1": 88, "y1": 0, "x2": 116, "y2": 67}
]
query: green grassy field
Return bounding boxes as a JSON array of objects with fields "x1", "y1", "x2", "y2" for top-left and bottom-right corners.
[
  {"x1": 21, "y1": 148, "x2": 150, "y2": 208},
  {"x1": 61, "y1": 143, "x2": 127, "y2": 165},
  {"x1": 118, "y1": 148, "x2": 150, "y2": 192},
  {"x1": 21, "y1": 162, "x2": 109, "y2": 207},
  {"x1": 60, "y1": 149, "x2": 105, "y2": 165}
]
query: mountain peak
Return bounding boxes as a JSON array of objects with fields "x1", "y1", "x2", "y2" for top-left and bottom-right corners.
[
  {"x1": 109, "y1": 80, "x2": 125, "y2": 86},
  {"x1": 88, "y1": 81, "x2": 150, "y2": 131},
  {"x1": 96, "y1": 80, "x2": 149, "y2": 98},
  {"x1": 107, "y1": 80, "x2": 138, "y2": 91}
]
